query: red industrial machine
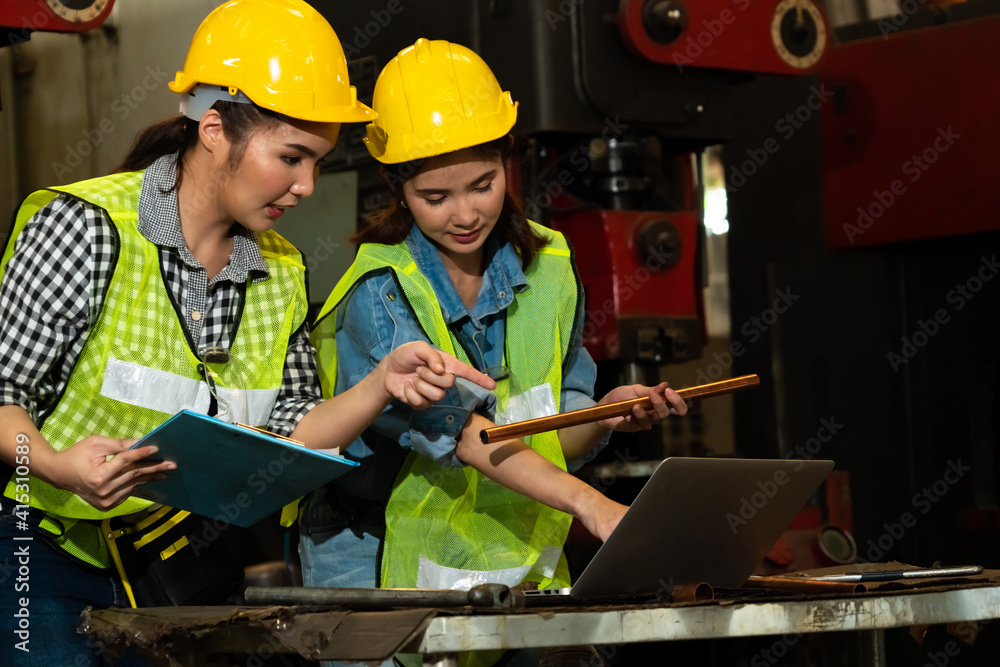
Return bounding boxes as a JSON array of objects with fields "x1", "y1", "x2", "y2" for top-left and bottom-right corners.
[
  {"x1": 0, "y1": 0, "x2": 115, "y2": 39},
  {"x1": 619, "y1": 0, "x2": 829, "y2": 74},
  {"x1": 505, "y1": 0, "x2": 831, "y2": 378},
  {"x1": 820, "y1": 7, "x2": 1000, "y2": 248}
]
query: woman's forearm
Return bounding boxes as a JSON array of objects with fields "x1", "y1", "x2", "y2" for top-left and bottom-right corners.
[
  {"x1": 290, "y1": 362, "x2": 391, "y2": 449},
  {"x1": 0, "y1": 404, "x2": 62, "y2": 486},
  {"x1": 457, "y1": 412, "x2": 624, "y2": 540}
]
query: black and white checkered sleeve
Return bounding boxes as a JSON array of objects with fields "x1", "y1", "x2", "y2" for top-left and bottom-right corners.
[
  {"x1": 0, "y1": 196, "x2": 114, "y2": 421},
  {"x1": 267, "y1": 322, "x2": 323, "y2": 436}
]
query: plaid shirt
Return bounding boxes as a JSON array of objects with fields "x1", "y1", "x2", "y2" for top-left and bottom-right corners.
[{"x1": 0, "y1": 154, "x2": 320, "y2": 436}]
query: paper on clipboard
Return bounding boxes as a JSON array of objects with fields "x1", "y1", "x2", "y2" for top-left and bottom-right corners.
[{"x1": 129, "y1": 409, "x2": 359, "y2": 527}]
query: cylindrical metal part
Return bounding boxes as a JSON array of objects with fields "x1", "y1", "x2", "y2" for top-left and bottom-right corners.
[
  {"x1": 244, "y1": 583, "x2": 523, "y2": 610},
  {"x1": 671, "y1": 582, "x2": 715, "y2": 602},
  {"x1": 745, "y1": 575, "x2": 867, "y2": 595}
]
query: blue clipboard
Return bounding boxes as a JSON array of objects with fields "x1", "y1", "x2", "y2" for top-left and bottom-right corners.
[{"x1": 129, "y1": 409, "x2": 359, "y2": 527}]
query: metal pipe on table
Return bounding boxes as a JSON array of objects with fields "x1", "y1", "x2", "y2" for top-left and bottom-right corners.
[
  {"x1": 672, "y1": 581, "x2": 715, "y2": 602},
  {"x1": 244, "y1": 583, "x2": 524, "y2": 610},
  {"x1": 480, "y1": 375, "x2": 760, "y2": 443},
  {"x1": 745, "y1": 575, "x2": 868, "y2": 595}
]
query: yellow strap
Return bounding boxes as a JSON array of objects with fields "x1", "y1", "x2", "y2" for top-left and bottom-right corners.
[
  {"x1": 279, "y1": 499, "x2": 301, "y2": 528},
  {"x1": 132, "y1": 505, "x2": 173, "y2": 533},
  {"x1": 133, "y1": 510, "x2": 191, "y2": 549},
  {"x1": 160, "y1": 536, "x2": 190, "y2": 560},
  {"x1": 101, "y1": 518, "x2": 138, "y2": 608}
]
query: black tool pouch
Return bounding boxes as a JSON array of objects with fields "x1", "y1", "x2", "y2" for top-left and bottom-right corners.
[
  {"x1": 102, "y1": 506, "x2": 244, "y2": 607},
  {"x1": 303, "y1": 484, "x2": 386, "y2": 540}
]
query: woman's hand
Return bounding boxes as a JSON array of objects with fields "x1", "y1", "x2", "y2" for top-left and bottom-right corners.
[
  {"x1": 596, "y1": 381, "x2": 687, "y2": 433},
  {"x1": 380, "y1": 341, "x2": 496, "y2": 409},
  {"x1": 575, "y1": 493, "x2": 629, "y2": 542},
  {"x1": 45, "y1": 436, "x2": 176, "y2": 512}
]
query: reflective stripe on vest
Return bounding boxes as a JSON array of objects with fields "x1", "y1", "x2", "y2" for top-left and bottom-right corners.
[
  {"x1": 1, "y1": 170, "x2": 308, "y2": 566},
  {"x1": 101, "y1": 357, "x2": 279, "y2": 425},
  {"x1": 312, "y1": 223, "x2": 580, "y2": 595}
]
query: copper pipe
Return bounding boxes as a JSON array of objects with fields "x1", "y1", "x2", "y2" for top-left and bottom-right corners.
[
  {"x1": 671, "y1": 582, "x2": 715, "y2": 602},
  {"x1": 480, "y1": 374, "x2": 760, "y2": 444},
  {"x1": 745, "y1": 575, "x2": 868, "y2": 595}
]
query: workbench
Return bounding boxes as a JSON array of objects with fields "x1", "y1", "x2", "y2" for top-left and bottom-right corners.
[{"x1": 81, "y1": 574, "x2": 1000, "y2": 666}]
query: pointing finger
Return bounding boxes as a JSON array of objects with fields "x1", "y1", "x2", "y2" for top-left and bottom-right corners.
[{"x1": 441, "y1": 355, "x2": 496, "y2": 391}]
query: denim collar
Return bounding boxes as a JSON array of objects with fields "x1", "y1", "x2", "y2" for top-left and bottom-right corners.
[{"x1": 404, "y1": 225, "x2": 527, "y2": 325}]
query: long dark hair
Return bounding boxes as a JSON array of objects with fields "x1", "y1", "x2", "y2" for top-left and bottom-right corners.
[
  {"x1": 114, "y1": 102, "x2": 284, "y2": 190},
  {"x1": 353, "y1": 136, "x2": 549, "y2": 270}
]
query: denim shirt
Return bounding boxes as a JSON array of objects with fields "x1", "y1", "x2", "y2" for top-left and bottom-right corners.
[{"x1": 334, "y1": 225, "x2": 609, "y2": 471}]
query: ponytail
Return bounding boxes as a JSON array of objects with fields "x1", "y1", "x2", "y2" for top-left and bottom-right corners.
[{"x1": 114, "y1": 115, "x2": 197, "y2": 176}]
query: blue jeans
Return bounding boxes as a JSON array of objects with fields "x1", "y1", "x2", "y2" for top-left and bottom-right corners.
[
  {"x1": 299, "y1": 522, "x2": 394, "y2": 667},
  {"x1": 0, "y1": 505, "x2": 143, "y2": 666}
]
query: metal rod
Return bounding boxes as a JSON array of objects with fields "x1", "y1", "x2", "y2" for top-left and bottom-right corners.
[
  {"x1": 745, "y1": 575, "x2": 868, "y2": 595},
  {"x1": 480, "y1": 374, "x2": 760, "y2": 444},
  {"x1": 244, "y1": 583, "x2": 523, "y2": 610}
]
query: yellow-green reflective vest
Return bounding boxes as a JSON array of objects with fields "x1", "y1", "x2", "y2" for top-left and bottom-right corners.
[
  {"x1": 312, "y1": 223, "x2": 580, "y2": 597},
  {"x1": 1, "y1": 170, "x2": 308, "y2": 568}
]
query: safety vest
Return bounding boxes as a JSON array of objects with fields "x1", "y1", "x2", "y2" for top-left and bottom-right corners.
[
  {"x1": 1, "y1": 170, "x2": 308, "y2": 568},
  {"x1": 312, "y1": 223, "x2": 581, "y2": 597}
]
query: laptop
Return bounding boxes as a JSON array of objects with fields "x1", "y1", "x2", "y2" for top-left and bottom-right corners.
[{"x1": 533, "y1": 457, "x2": 834, "y2": 598}]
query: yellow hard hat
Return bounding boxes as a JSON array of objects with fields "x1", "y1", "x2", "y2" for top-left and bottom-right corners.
[
  {"x1": 364, "y1": 38, "x2": 517, "y2": 164},
  {"x1": 169, "y1": 0, "x2": 374, "y2": 124}
]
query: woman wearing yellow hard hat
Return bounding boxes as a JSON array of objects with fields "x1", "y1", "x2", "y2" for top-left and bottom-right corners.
[
  {"x1": 303, "y1": 38, "x2": 687, "y2": 667},
  {"x1": 0, "y1": 6, "x2": 495, "y2": 665}
]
